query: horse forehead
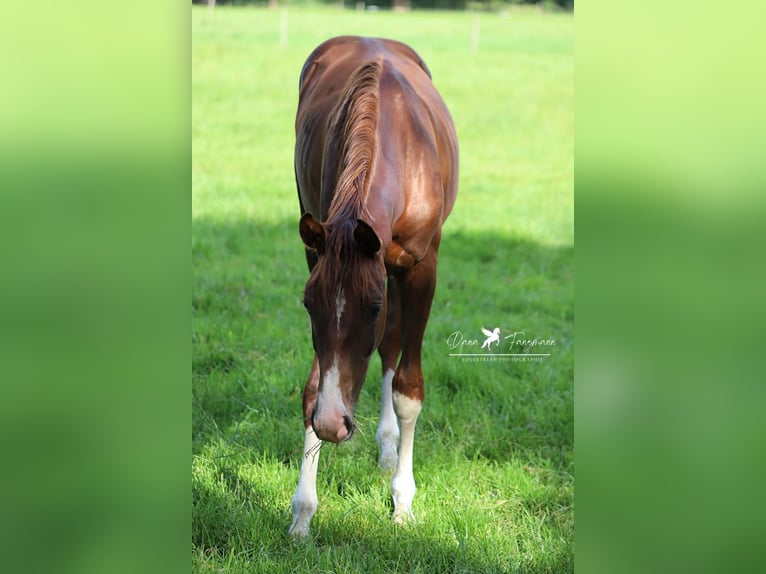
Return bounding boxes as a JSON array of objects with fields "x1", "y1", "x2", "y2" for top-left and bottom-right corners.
[{"x1": 305, "y1": 278, "x2": 353, "y2": 314}]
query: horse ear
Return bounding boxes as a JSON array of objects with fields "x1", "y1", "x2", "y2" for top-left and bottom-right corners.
[
  {"x1": 354, "y1": 219, "x2": 381, "y2": 257},
  {"x1": 299, "y1": 213, "x2": 326, "y2": 254}
]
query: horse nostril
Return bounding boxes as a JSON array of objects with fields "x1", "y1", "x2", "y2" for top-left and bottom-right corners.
[{"x1": 343, "y1": 414, "x2": 355, "y2": 439}]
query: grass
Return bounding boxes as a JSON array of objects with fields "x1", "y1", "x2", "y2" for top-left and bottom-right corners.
[{"x1": 192, "y1": 6, "x2": 573, "y2": 573}]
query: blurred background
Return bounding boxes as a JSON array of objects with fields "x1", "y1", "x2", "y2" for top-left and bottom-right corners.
[{"x1": 3, "y1": 0, "x2": 765, "y2": 572}]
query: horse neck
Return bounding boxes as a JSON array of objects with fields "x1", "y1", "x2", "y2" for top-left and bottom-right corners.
[{"x1": 324, "y1": 59, "x2": 383, "y2": 226}]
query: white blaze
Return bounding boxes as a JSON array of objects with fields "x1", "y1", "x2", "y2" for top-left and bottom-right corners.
[{"x1": 316, "y1": 354, "x2": 343, "y2": 416}]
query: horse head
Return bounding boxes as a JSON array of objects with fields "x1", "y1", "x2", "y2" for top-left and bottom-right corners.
[{"x1": 299, "y1": 212, "x2": 387, "y2": 443}]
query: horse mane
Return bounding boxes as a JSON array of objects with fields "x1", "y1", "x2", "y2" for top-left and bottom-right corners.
[
  {"x1": 309, "y1": 59, "x2": 385, "y2": 303},
  {"x1": 326, "y1": 58, "x2": 382, "y2": 223}
]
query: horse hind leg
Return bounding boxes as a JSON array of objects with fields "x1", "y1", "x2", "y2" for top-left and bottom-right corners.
[{"x1": 376, "y1": 277, "x2": 401, "y2": 472}]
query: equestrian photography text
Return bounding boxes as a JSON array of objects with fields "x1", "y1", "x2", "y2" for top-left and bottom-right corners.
[{"x1": 447, "y1": 327, "x2": 557, "y2": 358}]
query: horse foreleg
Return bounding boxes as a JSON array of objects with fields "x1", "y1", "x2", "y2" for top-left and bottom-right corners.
[
  {"x1": 391, "y1": 383, "x2": 422, "y2": 523},
  {"x1": 376, "y1": 278, "x2": 401, "y2": 471},
  {"x1": 390, "y1": 247, "x2": 438, "y2": 523},
  {"x1": 289, "y1": 355, "x2": 321, "y2": 538}
]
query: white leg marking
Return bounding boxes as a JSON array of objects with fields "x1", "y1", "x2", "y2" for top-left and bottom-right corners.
[
  {"x1": 335, "y1": 288, "x2": 345, "y2": 332},
  {"x1": 375, "y1": 369, "x2": 399, "y2": 471},
  {"x1": 391, "y1": 391, "x2": 422, "y2": 523},
  {"x1": 289, "y1": 427, "x2": 321, "y2": 538}
]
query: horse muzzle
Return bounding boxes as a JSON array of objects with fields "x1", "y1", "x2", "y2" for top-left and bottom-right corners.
[{"x1": 311, "y1": 407, "x2": 355, "y2": 443}]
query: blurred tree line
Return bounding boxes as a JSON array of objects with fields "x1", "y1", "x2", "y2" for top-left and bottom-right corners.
[{"x1": 191, "y1": 0, "x2": 573, "y2": 11}]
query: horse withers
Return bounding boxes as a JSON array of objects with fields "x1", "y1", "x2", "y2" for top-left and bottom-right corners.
[{"x1": 289, "y1": 36, "x2": 459, "y2": 538}]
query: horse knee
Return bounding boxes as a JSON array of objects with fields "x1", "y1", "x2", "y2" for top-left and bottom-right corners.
[
  {"x1": 392, "y1": 366, "x2": 423, "y2": 421},
  {"x1": 393, "y1": 391, "x2": 422, "y2": 422}
]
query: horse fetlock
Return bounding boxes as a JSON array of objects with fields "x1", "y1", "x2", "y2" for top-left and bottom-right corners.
[
  {"x1": 391, "y1": 474, "x2": 416, "y2": 513},
  {"x1": 291, "y1": 491, "x2": 318, "y2": 516},
  {"x1": 289, "y1": 493, "x2": 317, "y2": 538},
  {"x1": 375, "y1": 424, "x2": 400, "y2": 469},
  {"x1": 377, "y1": 442, "x2": 398, "y2": 471}
]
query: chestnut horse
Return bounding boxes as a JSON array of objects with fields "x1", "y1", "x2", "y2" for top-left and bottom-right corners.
[{"x1": 289, "y1": 36, "x2": 458, "y2": 538}]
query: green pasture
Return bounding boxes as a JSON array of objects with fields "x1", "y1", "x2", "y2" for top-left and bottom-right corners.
[{"x1": 192, "y1": 5, "x2": 573, "y2": 573}]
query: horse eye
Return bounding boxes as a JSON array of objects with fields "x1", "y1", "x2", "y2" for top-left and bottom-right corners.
[{"x1": 370, "y1": 302, "x2": 383, "y2": 317}]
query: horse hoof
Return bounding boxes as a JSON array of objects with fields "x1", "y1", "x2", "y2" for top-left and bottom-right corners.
[
  {"x1": 288, "y1": 524, "x2": 310, "y2": 540},
  {"x1": 392, "y1": 507, "x2": 414, "y2": 524},
  {"x1": 288, "y1": 516, "x2": 312, "y2": 540}
]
